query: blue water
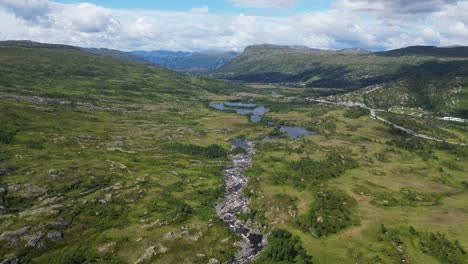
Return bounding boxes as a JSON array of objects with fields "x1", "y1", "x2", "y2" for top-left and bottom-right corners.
[
  {"x1": 224, "y1": 102, "x2": 257, "y2": 107},
  {"x1": 232, "y1": 139, "x2": 250, "y2": 149},
  {"x1": 210, "y1": 102, "x2": 270, "y2": 122},
  {"x1": 280, "y1": 126, "x2": 316, "y2": 138}
]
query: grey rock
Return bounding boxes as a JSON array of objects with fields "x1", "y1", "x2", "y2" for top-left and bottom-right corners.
[
  {"x1": 47, "y1": 169, "x2": 58, "y2": 175},
  {"x1": 7, "y1": 183, "x2": 47, "y2": 199},
  {"x1": 0, "y1": 226, "x2": 31, "y2": 245},
  {"x1": 1, "y1": 258, "x2": 19, "y2": 264},
  {"x1": 0, "y1": 167, "x2": 17, "y2": 176},
  {"x1": 47, "y1": 231, "x2": 64, "y2": 241},
  {"x1": 51, "y1": 219, "x2": 72, "y2": 227},
  {"x1": 26, "y1": 232, "x2": 45, "y2": 248}
]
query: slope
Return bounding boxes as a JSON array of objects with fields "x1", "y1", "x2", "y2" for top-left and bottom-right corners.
[
  {"x1": 80, "y1": 47, "x2": 149, "y2": 63},
  {"x1": 215, "y1": 44, "x2": 468, "y2": 117},
  {"x1": 0, "y1": 42, "x2": 250, "y2": 263}
]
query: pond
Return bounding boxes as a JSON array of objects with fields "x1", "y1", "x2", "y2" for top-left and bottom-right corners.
[
  {"x1": 280, "y1": 126, "x2": 317, "y2": 138},
  {"x1": 210, "y1": 102, "x2": 270, "y2": 122},
  {"x1": 263, "y1": 126, "x2": 317, "y2": 140},
  {"x1": 232, "y1": 138, "x2": 250, "y2": 149}
]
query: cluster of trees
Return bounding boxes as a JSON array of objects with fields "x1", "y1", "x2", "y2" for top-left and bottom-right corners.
[
  {"x1": 288, "y1": 153, "x2": 358, "y2": 180},
  {"x1": 0, "y1": 130, "x2": 15, "y2": 144},
  {"x1": 231, "y1": 146, "x2": 247, "y2": 155},
  {"x1": 387, "y1": 135, "x2": 437, "y2": 160},
  {"x1": 388, "y1": 129, "x2": 468, "y2": 160},
  {"x1": 296, "y1": 189, "x2": 357, "y2": 237},
  {"x1": 166, "y1": 143, "x2": 228, "y2": 159},
  {"x1": 417, "y1": 231, "x2": 466, "y2": 263},
  {"x1": 254, "y1": 229, "x2": 312, "y2": 264},
  {"x1": 343, "y1": 107, "x2": 369, "y2": 119}
]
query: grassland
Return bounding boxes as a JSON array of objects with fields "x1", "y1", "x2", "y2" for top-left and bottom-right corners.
[
  {"x1": 0, "y1": 44, "x2": 467, "y2": 264},
  {"x1": 216, "y1": 45, "x2": 468, "y2": 117},
  {"x1": 237, "y1": 95, "x2": 468, "y2": 263},
  {"x1": 0, "y1": 45, "x2": 255, "y2": 263}
]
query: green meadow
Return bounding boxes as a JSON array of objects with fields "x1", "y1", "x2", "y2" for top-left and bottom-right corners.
[{"x1": 0, "y1": 45, "x2": 467, "y2": 263}]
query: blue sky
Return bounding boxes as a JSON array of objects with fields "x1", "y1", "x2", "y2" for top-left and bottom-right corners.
[
  {"x1": 0, "y1": 0, "x2": 467, "y2": 51},
  {"x1": 53, "y1": 0, "x2": 332, "y2": 14}
]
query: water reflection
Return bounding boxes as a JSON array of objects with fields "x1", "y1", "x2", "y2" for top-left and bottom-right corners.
[{"x1": 210, "y1": 102, "x2": 270, "y2": 122}]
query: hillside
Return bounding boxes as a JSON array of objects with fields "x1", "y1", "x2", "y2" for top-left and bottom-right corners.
[
  {"x1": 0, "y1": 42, "x2": 248, "y2": 263},
  {"x1": 131, "y1": 50, "x2": 239, "y2": 70},
  {"x1": 1, "y1": 41, "x2": 467, "y2": 264},
  {"x1": 215, "y1": 44, "x2": 468, "y2": 117},
  {"x1": 80, "y1": 47, "x2": 149, "y2": 63},
  {"x1": 376, "y1": 45, "x2": 468, "y2": 58}
]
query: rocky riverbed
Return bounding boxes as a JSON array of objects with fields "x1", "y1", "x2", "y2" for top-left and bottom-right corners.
[{"x1": 216, "y1": 140, "x2": 266, "y2": 264}]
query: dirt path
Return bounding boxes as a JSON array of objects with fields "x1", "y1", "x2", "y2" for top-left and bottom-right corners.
[{"x1": 309, "y1": 99, "x2": 466, "y2": 146}]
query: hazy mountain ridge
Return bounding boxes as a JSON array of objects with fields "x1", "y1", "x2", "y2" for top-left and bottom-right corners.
[
  {"x1": 130, "y1": 50, "x2": 239, "y2": 70},
  {"x1": 80, "y1": 47, "x2": 149, "y2": 63}
]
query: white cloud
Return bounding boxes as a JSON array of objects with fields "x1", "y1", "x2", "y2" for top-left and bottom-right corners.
[
  {"x1": 52, "y1": 3, "x2": 115, "y2": 33},
  {"x1": 226, "y1": 0, "x2": 296, "y2": 9},
  {"x1": 0, "y1": 0, "x2": 467, "y2": 51},
  {"x1": 335, "y1": 0, "x2": 460, "y2": 13},
  {"x1": 190, "y1": 6, "x2": 209, "y2": 13},
  {"x1": 0, "y1": 0, "x2": 50, "y2": 22}
]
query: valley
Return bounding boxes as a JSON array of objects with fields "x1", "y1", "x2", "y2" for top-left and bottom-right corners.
[{"x1": 0, "y1": 42, "x2": 467, "y2": 264}]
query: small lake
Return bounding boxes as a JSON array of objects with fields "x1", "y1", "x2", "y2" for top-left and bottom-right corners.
[
  {"x1": 280, "y1": 126, "x2": 316, "y2": 138},
  {"x1": 262, "y1": 126, "x2": 316, "y2": 141},
  {"x1": 210, "y1": 102, "x2": 270, "y2": 122}
]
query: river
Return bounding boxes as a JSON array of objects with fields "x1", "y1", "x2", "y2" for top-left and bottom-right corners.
[{"x1": 216, "y1": 140, "x2": 265, "y2": 264}]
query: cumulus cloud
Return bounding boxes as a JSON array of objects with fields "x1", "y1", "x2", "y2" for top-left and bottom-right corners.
[
  {"x1": 52, "y1": 3, "x2": 115, "y2": 33},
  {"x1": 335, "y1": 0, "x2": 460, "y2": 13},
  {"x1": 226, "y1": 0, "x2": 296, "y2": 9},
  {"x1": 0, "y1": 0, "x2": 50, "y2": 22},
  {"x1": 0, "y1": 0, "x2": 467, "y2": 51}
]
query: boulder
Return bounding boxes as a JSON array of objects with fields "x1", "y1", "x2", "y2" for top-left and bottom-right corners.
[
  {"x1": 25, "y1": 232, "x2": 45, "y2": 248},
  {"x1": 51, "y1": 219, "x2": 72, "y2": 227},
  {"x1": 47, "y1": 231, "x2": 64, "y2": 242},
  {"x1": 7, "y1": 183, "x2": 47, "y2": 199},
  {"x1": 0, "y1": 226, "x2": 31, "y2": 246}
]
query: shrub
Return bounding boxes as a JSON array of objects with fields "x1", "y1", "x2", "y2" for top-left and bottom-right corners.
[
  {"x1": 0, "y1": 130, "x2": 15, "y2": 144},
  {"x1": 419, "y1": 231, "x2": 466, "y2": 263},
  {"x1": 166, "y1": 143, "x2": 228, "y2": 159},
  {"x1": 297, "y1": 189, "x2": 357, "y2": 237},
  {"x1": 343, "y1": 107, "x2": 369, "y2": 119},
  {"x1": 256, "y1": 229, "x2": 312, "y2": 264}
]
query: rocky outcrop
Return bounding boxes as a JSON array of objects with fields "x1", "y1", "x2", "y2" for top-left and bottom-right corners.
[
  {"x1": 6, "y1": 183, "x2": 47, "y2": 199},
  {"x1": 47, "y1": 231, "x2": 64, "y2": 242},
  {"x1": 0, "y1": 226, "x2": 31, "y2": 246}
]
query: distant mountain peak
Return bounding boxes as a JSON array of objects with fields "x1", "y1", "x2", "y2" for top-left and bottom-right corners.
[{"x1": 338, "y1": 47, "x2": 370, "y2": 54}]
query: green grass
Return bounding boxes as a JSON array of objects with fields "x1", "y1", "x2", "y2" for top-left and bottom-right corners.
[{"x1": 0, "y1": 44, "x2": 467, "y2": 264}]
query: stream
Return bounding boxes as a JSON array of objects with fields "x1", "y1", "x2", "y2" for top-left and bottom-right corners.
[
  {"x1": 216, "y1": 140, "x2": 265, "y2": 264},
  {"x1": 214, "y1": 101, "x2": 317, "y2": 263}
]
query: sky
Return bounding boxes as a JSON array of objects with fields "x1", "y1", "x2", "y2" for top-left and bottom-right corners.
[{"x1": 0, "y1": 0, "x2": 467, "y2": 51}]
